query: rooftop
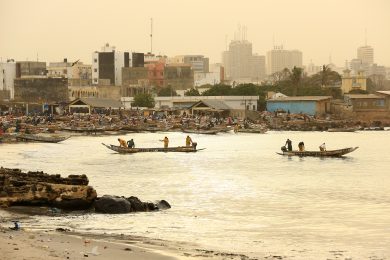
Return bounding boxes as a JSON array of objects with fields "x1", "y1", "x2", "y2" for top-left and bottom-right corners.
[
  {"x1": 344, "y1": 94, "x2": 382, "y2": 99},
  {"x1": 268, "y1": 96, "x2": 332, "y2": 102}
]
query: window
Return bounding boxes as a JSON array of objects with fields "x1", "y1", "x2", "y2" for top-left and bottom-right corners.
[
  {"x1": 253, "y1": 105, "x2": 256, "y2": 111},
  {"x1": 94, "y1": 59, "x2": 97, "y2": 63},
  {"x1": 94, "y1": 69, "x2": 97, "y2": 72}
]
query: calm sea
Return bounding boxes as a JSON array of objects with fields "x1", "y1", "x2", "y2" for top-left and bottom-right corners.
[{"x1": 1, "y1": 130, "x2": 390, "y2": 258}]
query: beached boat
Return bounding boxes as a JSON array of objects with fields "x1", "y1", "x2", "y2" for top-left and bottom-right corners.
[
  {"x1": 277, "y1": 147, "x2": 358, "y2": 157},
  {"x1": 237, "y1": 128, "x2": 267, "y2": 134},
  {"x1": 16, "y1": 133, "x2": 70, "y2": 143},
  {"x1": 327, "y1": 127, "x2": 357, "y2": 132},
  {"x1": 102, "y1": 143, "x2": 205, "y2": 153},
  {"x1": 182, "y1": 129, "x2": 219, "y2": 135}
]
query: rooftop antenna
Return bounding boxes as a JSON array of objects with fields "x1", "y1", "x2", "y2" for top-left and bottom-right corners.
[
  {"x1": 36, "y1": 52, "x2": 39, "y2": 61},
  {"x1": 150, "y1": 18, "x2": 153, "y2": 54}
]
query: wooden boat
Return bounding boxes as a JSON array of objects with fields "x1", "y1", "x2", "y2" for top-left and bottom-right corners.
[
  {"x1": 277, "y1": 147, "x2": 358, "y2": 157},
  {"x1": 102, "y1": 143, "x2": 205, "y2": 154},
  {"x1": 237, "y1": 128, "x2": 267, "y2": 134},
  {"x1": 16, "y1": 133, "x2": 70, "y2": 143},
  {"x1": 327, "y1": 127, "x2": 357, "y2": 132},
  {"x1": 182, "y1": 129, "x2": 219, "y2": 135}
]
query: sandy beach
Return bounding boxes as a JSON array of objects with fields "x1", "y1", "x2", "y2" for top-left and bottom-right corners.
[{"x1": 0, "y1": 226, "x2": 183, "y2": 260}]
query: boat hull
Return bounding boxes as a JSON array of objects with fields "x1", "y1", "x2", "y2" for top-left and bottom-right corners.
[
  {"x1": 102, "y1": 143, "x2": 204, "y2": 153},
  {"x1": 277, "y1": 147, "x2": 358, "y2": 157},
  {"x1": 16, "y1": 134, "x2": 70, "y2": 143}
]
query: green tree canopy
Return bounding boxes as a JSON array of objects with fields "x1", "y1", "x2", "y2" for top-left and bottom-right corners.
[
  {"x1": 157, "y1": 86, "x2": 177, "y2": 97},
  {"x1": 133, "y1": 93, "x2": 155, "y2": 108},
  {"x1": 184, "y1": 88, "x2": 200, "y2": 96},
  {"x1": 201, "y1": 84, "x2": 232, "y2": 96}
]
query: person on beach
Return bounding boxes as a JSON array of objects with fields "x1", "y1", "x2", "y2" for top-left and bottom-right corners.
[
  {"x1": 118, "y1": 138, "x2": 127, "y2": 148},
  {"x1": 10, "y1": 221, "x2": 20, "y2": 231},
  {"x1": 319, "y1": 143, "x2": 326, "y2": 151},
  {"x1": 185, "y1": 135, "x2": 193, "y2": 147},
  {"x1": 127, "y1": 139, "x2": 135, "y2": 148},
  {"x1": 298, "y1": 141, "x2": 305, "y2": 151},
  {"x1": 234, "y1": 124, "x2": 239, "y2": 133},
  {"x1": 285, "y1": 139, "x2": 292, "y2": 151},
  {"x1": 160, "y1": 136, "x2": 169, "y2": 148}
]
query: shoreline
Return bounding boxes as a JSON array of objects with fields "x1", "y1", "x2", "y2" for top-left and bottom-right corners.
[{"x1": 0, "y1": 209, "x2": 258, "y2": 260}]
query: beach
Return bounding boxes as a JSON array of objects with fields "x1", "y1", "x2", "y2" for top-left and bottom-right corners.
[{"x1": 0, "y1": 225, "x2": 181, "y2": 260}]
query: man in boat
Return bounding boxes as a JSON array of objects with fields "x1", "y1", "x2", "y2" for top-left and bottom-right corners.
[
  {"x1": 185, "y1": 135, "x2": 193, "y2": 147},
  {"x1": 127, "y1": 139, "x2": 135, "y2": 148},
  {"x1": 160, "y1": 136, "x2": 169, "y2": 148},
  {"x1": 118, "y1": 138, "x2": 127, "y2": 148},
  {"x1": 285, "y1": 139, "x2": 292, "y2": 151},
  {"x1": 298, "y1": 141, "x2": 305, "y2": 151},
  {"x1": 319, "y1": 143, "x2": 326, "y2": 151}
]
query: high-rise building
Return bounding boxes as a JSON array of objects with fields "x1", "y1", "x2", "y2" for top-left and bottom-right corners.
[
  {"x1": 266, "y1": 46, "x2": 302, "y2": 75},
  {"x1": 222, "y1": 39, "x2": 266, "y2": 83},
  {"x1": 92, "y1": 43, "x2": 129, "y2": 86},
  {"x1": 250, "y1": 55, "x2": 266, "y2": 82},
  {"x1": 357, "y1": 45, "x2": 374, "y2": 65}
]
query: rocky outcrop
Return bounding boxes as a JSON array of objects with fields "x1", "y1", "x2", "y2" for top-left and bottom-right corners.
[
  {"x1": 0, "y1": 167, "x2": 97, "y2": 210},
  {"x1": 94, "y1": 195, "x2": 171, "y2": 214}
]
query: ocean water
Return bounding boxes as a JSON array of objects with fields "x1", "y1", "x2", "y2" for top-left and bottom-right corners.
[{"x1": 1, "y1": 130, "x2": 390, "y2": 258}]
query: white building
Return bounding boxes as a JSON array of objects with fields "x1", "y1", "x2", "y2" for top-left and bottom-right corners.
[
  {"x1": 0, "y1": 60, "x2": 16, "y2": 99},
  {"x1": 194, "y1": 71, "x2": 221, "y2": 87},
  {"x1": 357, "y1": 45, "x2": 374, "y2": 65},
  {"x1": 266, "y1": 46, "x2": 303, "y2": 75},
  {"x1": 92, "y1": 43, "x2": 129, "y2": 86},
  {"x1": 47, "y1": 59, "x2": 92, "y2": 86}
]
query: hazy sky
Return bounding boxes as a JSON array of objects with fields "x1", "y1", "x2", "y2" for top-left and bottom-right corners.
[{"x1": 1, "y1": 0, "x2": 389, "y2": 67}]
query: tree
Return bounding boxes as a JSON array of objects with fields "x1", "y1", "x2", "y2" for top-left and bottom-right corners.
[
  {"x1": 157, "y1": 86, "x2": 177, "y2": 97},
  {"x1": 184, "y1": 88, "x2": 200, "y2": 96},
  {"x1": 133, "y1": 93, "x2": 155, "y2": 108},
  {"x1": 230, "y1": 83, "x2": 259, "y2": 95},
  {"x1": 201, "y1": 84, "x2": 232, "y2": 96},
  {"x1": 290, "y1": 66, "x2": 303, "y2": 96}
]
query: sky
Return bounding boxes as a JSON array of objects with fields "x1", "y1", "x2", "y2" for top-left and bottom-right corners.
[{"x1": 0, "y1": 0, "x2": 389, "y2": 67}]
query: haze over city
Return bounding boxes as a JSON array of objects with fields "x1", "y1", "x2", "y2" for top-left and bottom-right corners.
[{"x1": 1, "y1": 0, "x2": 389, "y2": 66}]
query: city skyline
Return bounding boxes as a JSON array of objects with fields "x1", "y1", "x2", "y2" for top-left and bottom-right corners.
[{"x1": 0, "y1": 0, "x2": 389, "y2": 67}]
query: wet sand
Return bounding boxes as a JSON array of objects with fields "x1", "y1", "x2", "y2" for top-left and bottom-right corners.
[{"x1": 0, "y1": 227, "x2": 181, "y2": 260}]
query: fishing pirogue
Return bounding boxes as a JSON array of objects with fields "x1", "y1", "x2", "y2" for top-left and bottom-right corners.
[
  {"x1": 102, "y1": 143, "x2": 205, "y2": 154},
  {"x1": 277, "y1": 147, "x2": 359, "y2": 157},
  {"x1": 16, "y1": 133, "x2": 70, "y2": 143}
]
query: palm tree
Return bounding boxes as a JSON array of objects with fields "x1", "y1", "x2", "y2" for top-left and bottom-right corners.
[{"x1": 290, "y1": 66, "x2": 303, "y2": 96}]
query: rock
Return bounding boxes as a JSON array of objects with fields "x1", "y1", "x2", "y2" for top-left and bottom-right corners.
[
  {"x1": 0, "y1": 167, "x2": 97, "y2": 210},
  {"x1": 156, "y1": 200, "x2": 171, "y2": 210},
  {"x1": 94, "y1": 195, "x2": 131, "y2": 214},
  {"x1": 94, "y1": 195, "x2": 171, "y2": 214}
]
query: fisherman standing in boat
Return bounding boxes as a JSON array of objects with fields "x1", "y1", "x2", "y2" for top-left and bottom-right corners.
[
  {"x1": 185, "y1": 135, "x2": 193, "y2": 147},
  {"x1": 127, "y1": 139, "x2": 135, "y2": 148},
  {"x1": 285, "y1": 138, "x2": 292, "y2": 151},
  {"x1": 118, "y1": 138, "x2": 127, "y2": 148},
  {"x1": 160, "y1": 136, "x2": 169, "y2": 148},
  {"x1": 319, "y1": 143, "x2": 326, "y2": 151}
]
